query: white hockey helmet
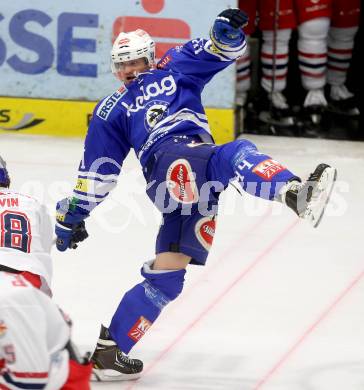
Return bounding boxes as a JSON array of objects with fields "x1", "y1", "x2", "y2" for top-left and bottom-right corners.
[{"x1": 111, "y1": 29, "x2": 155, "y2": 73}]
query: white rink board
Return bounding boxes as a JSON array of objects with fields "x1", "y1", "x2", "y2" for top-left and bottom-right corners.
[{"x1": 1, "y1": 133, "x2": 364, "y2": 389}]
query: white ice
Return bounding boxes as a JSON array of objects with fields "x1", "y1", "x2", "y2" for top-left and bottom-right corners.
[{"x1": 1, "y1": 133, "x2": 364, "y2": 390}]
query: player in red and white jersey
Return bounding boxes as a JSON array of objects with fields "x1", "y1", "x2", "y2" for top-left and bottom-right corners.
[
  {"x1": 0, "y1": 272, "x2": 70, "y2": 389},
  {"x1": 0, "y1": 156, "x2": 92, "y2": 389},
  {"x1": 0, "y1": 157, "x2": 53, "y2": 295},
  {"x1": 236, "y1": 0, "x2": 360, "y2": 129}
]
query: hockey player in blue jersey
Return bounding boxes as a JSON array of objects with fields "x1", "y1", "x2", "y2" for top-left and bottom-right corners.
[{"x1": 55, "y1": 9, "x2": 337, "y2": 381}]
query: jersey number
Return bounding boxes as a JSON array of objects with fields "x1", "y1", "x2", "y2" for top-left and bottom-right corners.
[{"x1": 0, "y1": 211, "x2": 32, "y2": 253}]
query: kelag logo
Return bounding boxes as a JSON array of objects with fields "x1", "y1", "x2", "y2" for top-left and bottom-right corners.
[
  {"x1": 0, "y1": 10, "x2": 98, "y2": 77},
  {"x1": 0, "y1": 109, "x2": 44, "y2": 131}
]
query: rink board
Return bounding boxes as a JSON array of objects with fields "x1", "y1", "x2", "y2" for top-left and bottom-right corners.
[
  {"x1": 0, "y1": 96, "x2": 234, "y2": 143},
  {"x1": 0, "y1": 0, "x2": 237, "y2": 107}
]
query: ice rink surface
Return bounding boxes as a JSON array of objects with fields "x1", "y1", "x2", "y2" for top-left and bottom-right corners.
[{"x1": 1, "y1": 133, "x2": 364, "y2": 389}]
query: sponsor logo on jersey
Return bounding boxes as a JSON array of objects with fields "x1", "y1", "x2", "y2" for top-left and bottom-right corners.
[
  {"x1": 142, "y1": 280, "x2": 170, "y2": 309},
  {"x1": 0, "y1": 320, "x2": 7, "y2": 338},
  {"x1": 210, "y1": 44, "x2": 221, "y2": 54},
  {"x1": 75, "y1": 178, "x2": 88, "y2": 193},
  {"x1": 96, "y1": 87, "x2": 127, "y2": 120},
  {"x1": 127, "y1": 316, "x2": 152, "y2": 342},
  {"x1": 187, "y1": 142, "x2": 213, "y2": 148},
  {"x1": 157, "y1": 54, "x2": 172, "y2": 69},
  {"x1": 56, "y1": 211, "x2": 65, "y2": 222},
  {"x1": 0, "y1": 198, "x2": 19, "y2": 207},
  {"x1": 252, "y1": 159, "x2": 286, "y2": 180},
  {"x1": 144, "y1": 100, "x2": 169, "y2": 132},
  {"x1": 195, "y1": 216, "x2": 216, "y2": 251},
  {"x1": 166, "y1": 159, "x2": 199, "y2": 204},
  {"x1": 122, "y1": 75, "x2": 177, "y2": 117}
]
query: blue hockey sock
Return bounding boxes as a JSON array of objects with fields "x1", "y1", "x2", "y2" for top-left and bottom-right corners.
[
  {"x1": 234, "y1": 146, "x2": 298, "y2": 200},
  {"x1": 109, "y1": 261, "x2": 186, "y2": 353},
  {"x1": 209, "y1": 139, "x2": 300, "y2": 200}
]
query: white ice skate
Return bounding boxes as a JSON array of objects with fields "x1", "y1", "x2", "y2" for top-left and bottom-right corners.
[{"x1": 281, "y1": 164, "x2": 337, "y2": 228}]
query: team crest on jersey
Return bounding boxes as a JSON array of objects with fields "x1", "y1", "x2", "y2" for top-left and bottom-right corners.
[
  {"x1": 144, "y1": 100, "x2": 169, "y2": 132},
  {"x1": 195, "y1": 216, "x2": 216, "y2": 251},
  {"x1": 166, "y1": 159, "x2": 199, "y2": 204},
  {"x1": 0, "y1": 320, "x2": 7, "y2": 338}
]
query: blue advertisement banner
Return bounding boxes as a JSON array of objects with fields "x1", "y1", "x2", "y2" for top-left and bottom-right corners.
[{"x1": 0, "y1": 0, "x2": 237, "y2": 107}]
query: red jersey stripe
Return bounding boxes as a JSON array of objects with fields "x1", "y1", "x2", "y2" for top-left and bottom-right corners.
[{"x1": 12, "y1": 371, "x2": 48, "y2": 378}]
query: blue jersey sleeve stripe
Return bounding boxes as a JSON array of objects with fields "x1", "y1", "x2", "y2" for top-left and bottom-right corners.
[{"x1": 73, "y1": 189, "x2": 109, "y2": 200}]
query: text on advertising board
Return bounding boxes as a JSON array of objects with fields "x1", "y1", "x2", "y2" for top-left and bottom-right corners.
[{"x1": 0, "y1": 10, "x2": 98, "y2": 77}]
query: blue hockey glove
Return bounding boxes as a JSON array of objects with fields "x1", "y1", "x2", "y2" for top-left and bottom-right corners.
[
  {"x1": 211, "y1": 8, "x2": 248, "y2": 46},
  {"x1": 217, "y1": 8, "x2": 249, "y2": 29},
  {"x1": 55, "y1": 220, "x2": 88, "y2": 251},
  {"x1": 55, "y1": 197, "x2": 89, "y2": 252}
]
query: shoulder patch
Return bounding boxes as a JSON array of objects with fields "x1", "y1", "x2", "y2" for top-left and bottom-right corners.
[{"x1": 96, "y1": 87, "x2": 127, "y2": 120}]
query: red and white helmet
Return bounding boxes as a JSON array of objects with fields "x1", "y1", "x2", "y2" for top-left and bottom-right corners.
[{"x1": 111, "y1": 29, "x2": 155, "y2": 73}]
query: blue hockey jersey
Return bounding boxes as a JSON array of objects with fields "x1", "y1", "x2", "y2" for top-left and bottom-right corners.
[{"x1": 73, "y1": 34, "x2": 246, "y2": 213}]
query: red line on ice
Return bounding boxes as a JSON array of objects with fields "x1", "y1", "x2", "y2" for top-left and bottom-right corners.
[
  {"x1": 126, "y1": 218, "x2": 299, "y2": 389},
  {"x1": 254, "y1": 266, "x2": 364, "y2": 389}
]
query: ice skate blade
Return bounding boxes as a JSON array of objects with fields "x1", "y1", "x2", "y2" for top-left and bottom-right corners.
[
  {"x1": 305, "y1": 167, "x2": 337, "y2": 228},
  {"x1": 91, "y1": 368, "x2": 141, "y2": 382},
  {"x1": 327, "y1": 104, "x2": 360, "y2": 117},
  {"x1": 258, "y1": 111, "x2": 295, "y2": 127}
]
